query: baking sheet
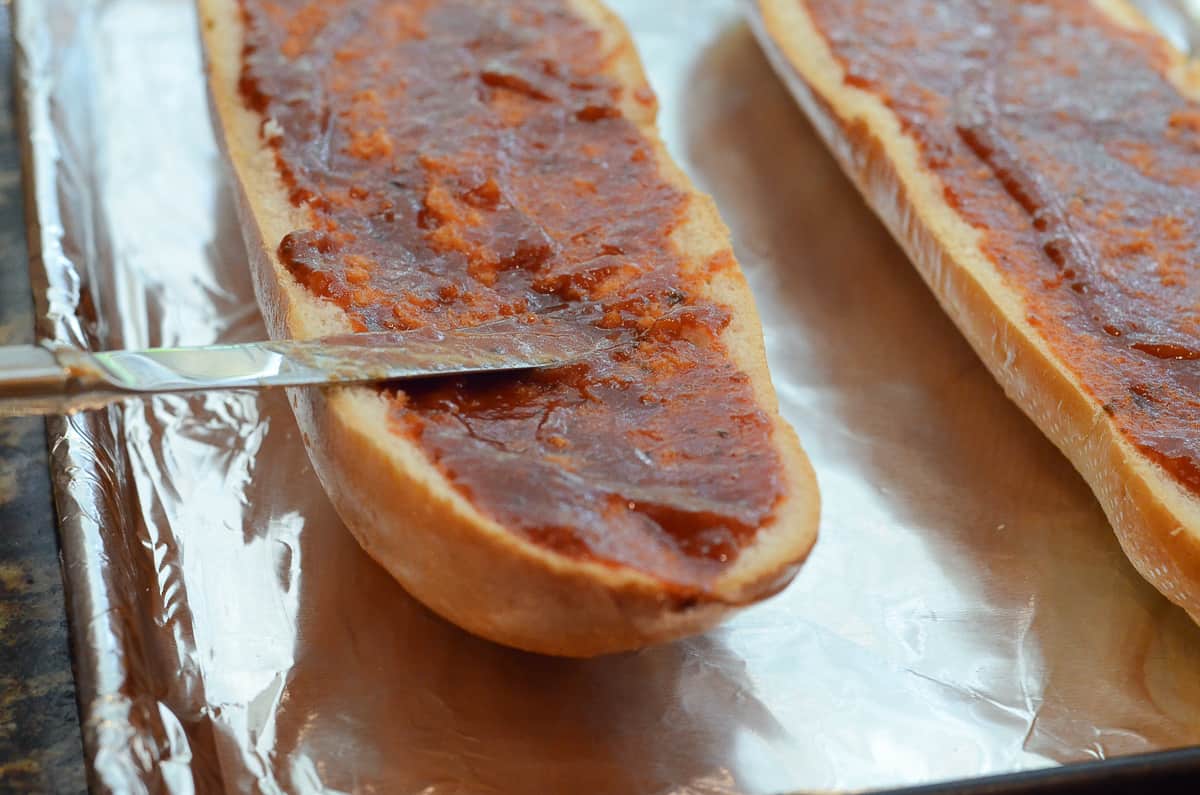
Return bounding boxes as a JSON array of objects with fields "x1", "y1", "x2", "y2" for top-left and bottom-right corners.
[{"x1": 14, "y1": 0, "x2": 1200, "y2": 792}]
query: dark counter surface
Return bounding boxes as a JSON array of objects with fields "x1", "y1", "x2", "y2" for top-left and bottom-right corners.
[{"x1": 0, "y1": 3, "x2": 87, "y2": 791}]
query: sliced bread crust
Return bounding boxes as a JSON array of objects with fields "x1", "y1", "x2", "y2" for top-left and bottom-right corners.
[
  {"x1": 752, "y1": 0, "x2": 1200, "y2": 624},
  {"x1": 197, "y1": 0, "x2": 820, "y2": 656}
]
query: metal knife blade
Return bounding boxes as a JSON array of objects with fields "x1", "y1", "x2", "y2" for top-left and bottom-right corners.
[{"x1": 0, "y1": 315, "x2": 620, "y2": 417}]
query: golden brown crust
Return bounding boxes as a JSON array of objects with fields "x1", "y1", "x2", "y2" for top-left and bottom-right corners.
[
  {"x1": 196, "y1": 0, "x2": 819, "y2": 656},
  {"x1": 752, "y1": 0, "x2": 1200, "y2": 624}
]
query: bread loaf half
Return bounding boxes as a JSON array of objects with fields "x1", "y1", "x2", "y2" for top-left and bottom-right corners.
[
  {"x1": 197, "y1": 0, "x2": 819, "y2": 656},
  {"x1": 753, "y1": 0, "x2": 1200, "y2": 623}
]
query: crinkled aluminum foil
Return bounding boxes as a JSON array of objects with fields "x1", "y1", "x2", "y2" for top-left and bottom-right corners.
[{"x1": 14, "y1": 0, "x2": 1200, "y2": 792}]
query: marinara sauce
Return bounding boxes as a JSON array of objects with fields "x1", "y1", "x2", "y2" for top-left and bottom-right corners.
[{"x1": 237, "y1": 0, "x2": 785, "y2": 587}]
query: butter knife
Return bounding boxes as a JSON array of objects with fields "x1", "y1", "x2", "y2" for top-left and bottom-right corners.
[{"x1": 0, "y1": 316, "x2": 615, "y2": 417}]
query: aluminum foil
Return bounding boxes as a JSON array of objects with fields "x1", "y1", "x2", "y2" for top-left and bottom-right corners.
[{"x1": 14, "y1": 0, "x2": 1200, "y2": 792}]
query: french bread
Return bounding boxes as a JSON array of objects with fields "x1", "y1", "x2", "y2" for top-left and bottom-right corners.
[
  {"x1": 752, "y1": 0, "x2": 1200, "y2": 623},
  {"x1": 197, "y1": 0, "x2": 819, "y2": 656}
]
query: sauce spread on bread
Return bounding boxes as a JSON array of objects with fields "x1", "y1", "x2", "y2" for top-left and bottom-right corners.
[
  {"x1": 236, "y1": 0, "x2": 784, "y2": 585},
  {"x1": 807, "y1": 0, "x2": 1200, "y2": 494}
]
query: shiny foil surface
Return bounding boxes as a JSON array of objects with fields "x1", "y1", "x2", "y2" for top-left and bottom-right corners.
[{"x1": 14, "y1": 0, "x2": 1200, "y2": 792}]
